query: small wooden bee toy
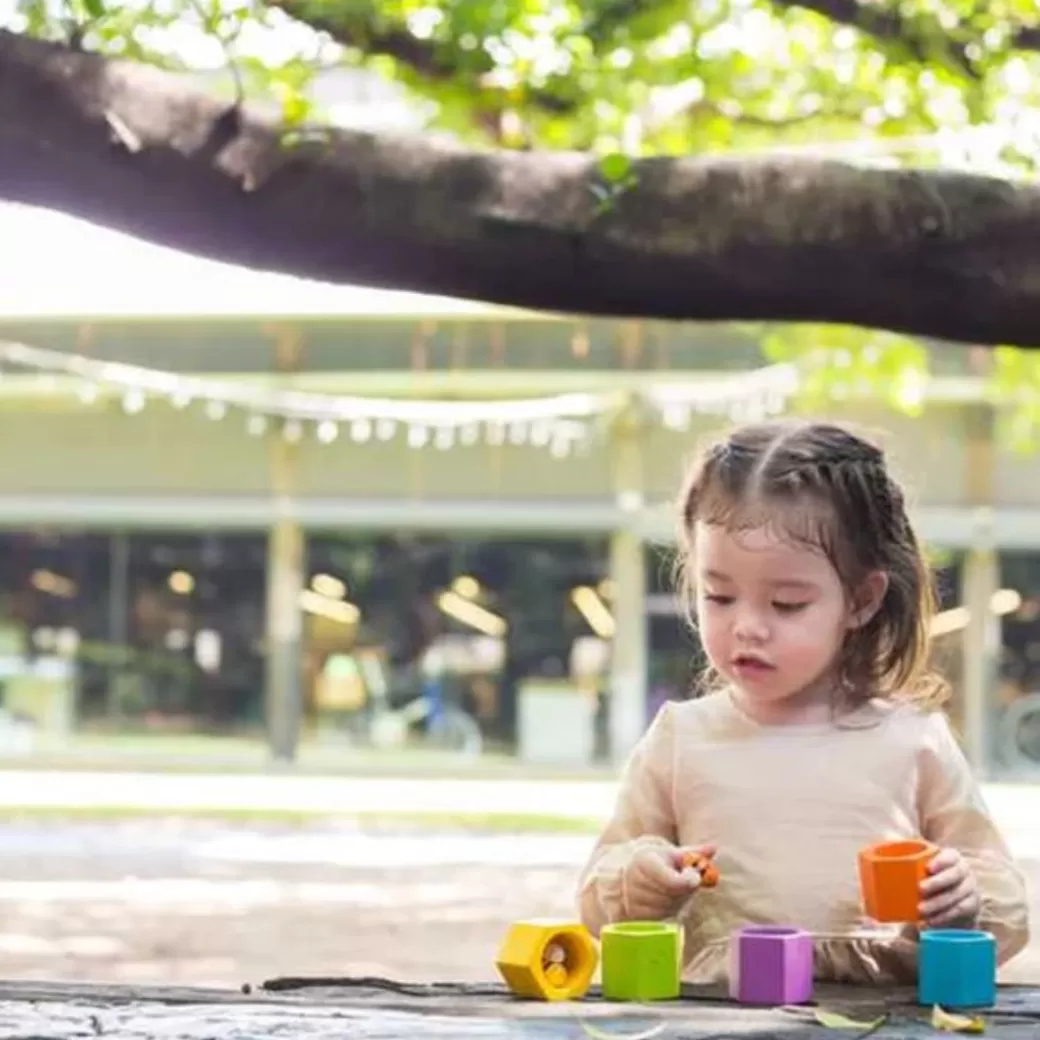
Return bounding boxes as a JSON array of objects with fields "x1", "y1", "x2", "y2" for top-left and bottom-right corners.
[{"x1": 680, "y1": 849, "x2": 720, "y2": 888}]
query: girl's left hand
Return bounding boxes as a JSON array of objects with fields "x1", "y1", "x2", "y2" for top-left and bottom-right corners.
[{"x1": 919, "y1": 847, "x2": 981, "y2": 928}]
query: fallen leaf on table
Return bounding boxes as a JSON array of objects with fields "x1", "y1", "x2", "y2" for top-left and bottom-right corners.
[
  {"x1": 580, "y1": 1021, "x2": 666, "y2": 1040},
  {"x1": 931, "y1": 1005, "x2": 986, "y2": 1033},
  {"x1": 811, "y1": 1009, "x2": 887, "y2": 1030}
]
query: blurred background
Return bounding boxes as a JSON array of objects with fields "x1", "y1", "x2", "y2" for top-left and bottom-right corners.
[{"x1": 2, "y1": 0, "x2": 1040, "y2": 995}]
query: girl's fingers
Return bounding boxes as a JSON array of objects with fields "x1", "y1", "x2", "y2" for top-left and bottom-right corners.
[{"x1": 921, "y1": 878, "x2": 979, "y2": 924}]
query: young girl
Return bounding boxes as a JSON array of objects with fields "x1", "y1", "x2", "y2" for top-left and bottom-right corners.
[{"x1": 578, "y1": 419, "x2": 1029, "y2": 984}]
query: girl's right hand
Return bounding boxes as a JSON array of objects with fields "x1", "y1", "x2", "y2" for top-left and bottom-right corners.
[{"x1": 622, "y1": 843, "x2": 717, "y2": 920}]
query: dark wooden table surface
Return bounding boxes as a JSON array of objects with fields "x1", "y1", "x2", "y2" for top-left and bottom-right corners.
[{"x1": 0, "y1": 977, "x2": 1037, "y2": 1039}]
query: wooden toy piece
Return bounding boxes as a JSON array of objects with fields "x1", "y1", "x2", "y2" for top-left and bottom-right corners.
[
  {"x1": 729, "y1": 926, "x2": 814, "y2": 1006},
  {"x1": 601, "y1": 921, "x2": 683, "y2": 1002},
  {"x1": 858, "y1": 839, "x2": 937, "y2": 923},
  {"x1": 679, "y1": 850, "x2": 720, "y2": 888},
  {"x1": 918, "y1": 929, "x2": 998, "y2": 1010},
  {"x1": 495, "y1": 920, "x2": 598, "y2": 1001},
  {"x1": 544, "y1": 962, "x2": 568, "y2": 987}
]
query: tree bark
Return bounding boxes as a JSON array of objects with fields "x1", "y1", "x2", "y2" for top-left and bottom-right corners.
[{"x1": 2, "y1": 29, "x2": 1040, "y2": 346}]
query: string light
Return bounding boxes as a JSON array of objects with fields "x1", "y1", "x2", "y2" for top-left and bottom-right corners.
[
  {"x1": 0, "y1": 339, "x2": 800, "y2": 454},
  {"x1": 316, "y1": 420, "x2": 339, "y2": 444},
  {"x1": 121, "y1": 388, "x2": 145, "y2": 414},
  {"x1": 246, "y1": 414, "x2": 268, "y2": 436}
]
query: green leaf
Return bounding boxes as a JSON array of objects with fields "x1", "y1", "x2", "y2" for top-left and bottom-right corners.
[
  {"x1": 812, "y1": 1009, "x2": 887, "y2": 1030},
  {"x1": 599, "y1": 152, "x2": 633, "y2": 184},
  {"x1": 580, "y1": 1022, "x2": 666, "y2": 1040},
  {"x1": 931, "y1": 1005, "x2": 986, "y2": 1033}
]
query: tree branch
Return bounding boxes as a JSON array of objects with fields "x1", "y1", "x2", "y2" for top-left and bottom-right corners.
[
  {"x1": 2, "y1": 29, "x2": 1040, "y2": 346},
  {"x1": 775, "y1": 0, "x2": 1040, "y2": 78},
  {"x1": 264, "y1": 1, "x2": 576, "y2": 114},
  {"x1": 263, "y1": 0, "x2": 1040, "y2": 134},
  {"x1": 267, "y1": 0, "x2": 462, "y2": 83},
  {"x1": 274, "y1": 0, "x2": 1040, "y2": 93}
]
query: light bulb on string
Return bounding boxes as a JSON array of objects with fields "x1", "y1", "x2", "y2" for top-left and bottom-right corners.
[
  {"x1": 0, "y1": 337, "x2": 803, "y2": 458},
  {"x1": 550, "y1": 433, "x2": 571, "y2": 459},
  {"x1": 740, "y1": 395, "x2": 767, "y2": 423},
  {"x1": 530, "y1": 422, "x2": 552, "y2": 447},
  {"x1": 246, "y1": 414, "x2": 268, "y2": 437},
  {"x1": 662, "y1": 404, "x2": 689, "y2": 431},
  {"x1": 727, "y1": 397, "x2": 755, "y2": 423},
  {"x1": 316, "y1": 420, "x2": 339, "y2": 444},
  {"x1": 122, "y1": 388, "x2": 146, "y2": 414}
]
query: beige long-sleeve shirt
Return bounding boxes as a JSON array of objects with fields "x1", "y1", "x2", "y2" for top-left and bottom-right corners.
[{"x1": 578, "y1": 693, "x2": 1029, "y2": 984}]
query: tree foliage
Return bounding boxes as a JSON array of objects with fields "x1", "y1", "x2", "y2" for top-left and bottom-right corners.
[
  {"x1": 4, "y1": 0, "x2": 1040, "y2": 414},
  {"x1": 13, "y1": 0, "x2": 1039, "y2": 154}
]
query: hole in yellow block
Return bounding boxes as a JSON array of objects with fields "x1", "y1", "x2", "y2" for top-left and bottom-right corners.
[{"x1": 496, "y1": 919, "x2": 599, "y2": 1001}]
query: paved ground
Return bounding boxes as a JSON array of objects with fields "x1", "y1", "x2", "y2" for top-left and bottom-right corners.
[
  {"x1": 1, "y1": 770, "x2": 1039, "y2": 832},
  {"x1": 0, "y1": 768, "x2": 618, "y2": 818},
  {"x1": 0, "y1": 772, "x2": 1034, "y2": 989},
  {"x1": 0, "y1": 819, "x2": 589, "y2": 986}
]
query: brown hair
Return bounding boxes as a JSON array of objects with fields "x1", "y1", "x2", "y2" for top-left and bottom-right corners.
[{"x1": 675, "y1": 419, "x2": 948, "y2": 710}]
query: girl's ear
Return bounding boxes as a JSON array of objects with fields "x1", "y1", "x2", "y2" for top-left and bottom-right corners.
[{"x1": 848, "y1": 570, "x2": 889, "y2": 630}]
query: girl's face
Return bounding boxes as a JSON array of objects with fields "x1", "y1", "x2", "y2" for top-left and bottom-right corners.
[{"x1": 694, "y1": 521, "x2": 883, "y2": 724}]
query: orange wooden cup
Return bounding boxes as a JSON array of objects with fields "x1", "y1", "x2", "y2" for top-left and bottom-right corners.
[{"x1": 858, "y1": 839, "x2": 937, "y2": 923}]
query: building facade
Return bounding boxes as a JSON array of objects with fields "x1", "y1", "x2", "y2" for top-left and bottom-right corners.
[{"x1": 0, "y1": 310, "x2": 1035, "y2": 776}]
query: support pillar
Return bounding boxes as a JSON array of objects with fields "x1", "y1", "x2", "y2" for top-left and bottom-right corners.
[
  {"x1": 960, "y1": 517, "x2": 999, "y2": 776},
  {"x1": 960, "y1": 396, "x2": 999, "y2": 775},
  {"x1": 608, "y1": 400, "x2": 649, "y2": 764},
  {"x1": 608, "y1": 527, "x2": 648, "y2": 764},
  {"x1": 106, "y1": 531, "x2": 129, "y2": 721},
  {"x1": 264, "y1": 324, "x2": 306, "y2": 764},
  {"x1": 264, "y1": 433, "x2": 305, "y2": 763}
]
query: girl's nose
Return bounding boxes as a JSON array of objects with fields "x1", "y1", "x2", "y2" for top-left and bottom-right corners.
[{"x1": 734, "y1": 611, "x2": 769, "y2": 643}]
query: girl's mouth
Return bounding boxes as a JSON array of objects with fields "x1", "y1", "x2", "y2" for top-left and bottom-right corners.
[{"x1": 732, "y1": 654, "x2": 775, "y2": 674}]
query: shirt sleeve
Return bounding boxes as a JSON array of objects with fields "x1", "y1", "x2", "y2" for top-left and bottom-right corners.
[
  {"x1": 576, "y1": 701, "x2": 679, "y2": 937},
  {"x1": 917, "y1": 711, "x2": 1030, "y2": 966}
]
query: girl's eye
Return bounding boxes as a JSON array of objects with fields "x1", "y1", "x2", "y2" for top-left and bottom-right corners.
[
  {"x1": 773, "y1": 602, "x2": 808, "y2": 614},
  {"x1": 704, "y1": 593, "x2": 733, "y2": 606}
]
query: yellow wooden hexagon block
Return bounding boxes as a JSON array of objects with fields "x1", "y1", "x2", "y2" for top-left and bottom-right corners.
[{"x1": 496, "y1": 918, "x2": 599, "y2": 1001}]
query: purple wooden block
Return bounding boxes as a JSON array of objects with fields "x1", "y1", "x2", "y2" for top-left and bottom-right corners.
[{"x1": 729, "y1": 926, "x2": 814, "y2": 1006}]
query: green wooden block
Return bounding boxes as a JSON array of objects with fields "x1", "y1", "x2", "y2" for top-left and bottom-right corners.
[{"x1": 601, "y1": 921, "x2": 683, "y2": 1001}]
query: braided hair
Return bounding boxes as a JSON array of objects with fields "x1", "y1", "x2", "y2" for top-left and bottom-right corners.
[{"x1": 675, "y1": 419, "x2": 948, "y2": 710}]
